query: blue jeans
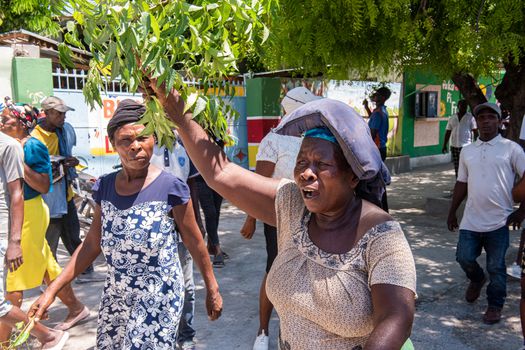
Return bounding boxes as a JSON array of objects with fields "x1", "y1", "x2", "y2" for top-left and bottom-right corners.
[
  {"x1": 177, "y1": 242, "x2": 196, "y2": 344},
  {"x1": 456, "y1": 226, "x2": 509, "y2": 308}
]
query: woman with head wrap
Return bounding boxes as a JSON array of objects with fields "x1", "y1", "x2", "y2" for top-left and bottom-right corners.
[
  {"x1": 0, "y1": 103, "x2": 90, "y2": 347},
  {"x1": 143, "y1": 84, "x2": 416, "y2": 349},
  {"x1": 28, "y1": 99, "x2": 223, "y2": 349}
]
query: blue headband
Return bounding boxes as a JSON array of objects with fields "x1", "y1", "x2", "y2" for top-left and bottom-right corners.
[{"x1": 304, "y1": 127, "x2": 337, "y2": 144}]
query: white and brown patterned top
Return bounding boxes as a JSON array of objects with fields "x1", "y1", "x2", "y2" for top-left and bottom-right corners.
[{"x1": 267, "y1": 180, "x2": 417, "y2": 350}]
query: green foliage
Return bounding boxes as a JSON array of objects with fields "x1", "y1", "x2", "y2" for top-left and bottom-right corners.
[
  {"x1": 63, "y1": 0, "x2": 274, "y2": 146},
  {"x1": 0, "y1": 0, "x2": 65, "y2": 35},
  {"x1": 266, "y1": 0, "x2": 525, "y2": 80}
]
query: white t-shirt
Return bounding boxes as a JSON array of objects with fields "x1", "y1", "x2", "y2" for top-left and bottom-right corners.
[
  {"x1": 445, "y1": 112, "x2": 477, "y2": 148},
  {"x1": 150, "y1": 142, "x2": 198, "y2": 182},
  {"x1": 256, "y1": 132, "x2": 302, "y2": 180},
  {"x1": 0, "y1": 133, "x2": 24, "y2": 238},
  {"x1": 458, "y1": 134, "x2": 525, "y2": 232}
]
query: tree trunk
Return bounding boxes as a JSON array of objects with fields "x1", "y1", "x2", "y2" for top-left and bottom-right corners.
[
  {"x1": 494, "y1": 55, "x2": 525, "y2": 142},
  {"x1": 451, "y1": 72, "x2": 487, "y2": 111}
]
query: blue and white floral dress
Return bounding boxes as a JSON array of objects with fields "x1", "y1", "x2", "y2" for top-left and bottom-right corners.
[{"x1": 92, "y1": 171, "x2": 189, "y2": 350}]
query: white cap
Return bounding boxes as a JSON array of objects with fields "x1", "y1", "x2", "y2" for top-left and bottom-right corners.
[{"x1": 281, "y1": 87, "x2": 322, "y2": 115}]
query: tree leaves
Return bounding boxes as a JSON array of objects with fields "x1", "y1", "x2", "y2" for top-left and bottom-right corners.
[{"x1": 60, "y1": 0, "x2": 274, "y2": 148}]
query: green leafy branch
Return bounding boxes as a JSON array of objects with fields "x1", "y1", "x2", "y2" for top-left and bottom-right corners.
[
  {"x1": 59, "y1": 0, "x2": 274, "y2": 147},
  {"x1": 0, "y1": 318, "x2": 35, "y2": 349}
]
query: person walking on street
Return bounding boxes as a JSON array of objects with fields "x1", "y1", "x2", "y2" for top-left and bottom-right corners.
[
  {"x1": 150, "y1": 135, "x2": 203, "y2": 350},
  {"x1": 511, "y1": 171, "x2": 525, "y2": 350},
  {"x1": 363, "y1": 87, "x2": 391, "y2": 212},
  {"x1": 0, "y1": 108, "x2": 69, "y2": 349},
  {"x1": 28, "y1": 100, "x2": 222, "y2": 349},
  {"x1": 0, "y1": 104, "x2": 89, "y2": 341},
  {"x1": 240, "y1": 87, "x2": 320, "y2": 350},
  {"x1": 447, "y1": 102, "x2": 525, "y2": 325},
  {"x1": 31, "y1": 96, "x2": 99, "y2": 282},
  {"x1": 194, "y1": 136, "x2": 227, "y2": 267},
  {"x1": 442, "y1": 99, "x2": 478, "y2": 178}
]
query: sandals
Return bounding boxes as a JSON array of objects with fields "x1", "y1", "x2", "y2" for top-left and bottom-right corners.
[{"x1": 213, "y1": 253, "x2": 225, "y2": 268}]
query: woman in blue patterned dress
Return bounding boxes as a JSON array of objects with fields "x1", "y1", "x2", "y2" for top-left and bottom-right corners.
[{"x1": 29, "y1": 100, "x2": 223, "y2": 349}]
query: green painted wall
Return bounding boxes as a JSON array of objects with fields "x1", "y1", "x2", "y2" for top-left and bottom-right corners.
[
  {"x1": 11, "y1": 57, "x2": 53, "y2": 106},
  {"x1": 246, "y1": 78, "x2": 281, "y2": 117},
  {"x1": 401, "y1": 70, "x2": 503, "y2": 158}
]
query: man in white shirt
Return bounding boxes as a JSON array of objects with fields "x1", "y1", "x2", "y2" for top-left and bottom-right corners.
[
  {"x1": 150, "y1": 137, "x2": 201, "y2": 350},
  {"x1": 447, "y1": 102, "x2": 525, "y2": 325},
  {"x1": 442, "y1": 100, "x2": 478, "y2": 178}
]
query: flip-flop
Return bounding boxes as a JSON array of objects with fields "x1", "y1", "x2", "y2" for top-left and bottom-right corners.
[
  {"x1": 54, "y1": 306, "x2": 90, "y2": 331},
  {"x1": 213, "y1": 254, "x2": 225, "y2": 268},
  {"x1": 41, "y1": 330, "x2": 69, "y2": 350}
]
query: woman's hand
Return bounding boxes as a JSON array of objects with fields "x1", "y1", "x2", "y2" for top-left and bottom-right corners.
[
  {"x1": 240, "y1": 216, "x2": 256, "y2": 240},
  {"x1": 206, "y1": 288, "x2": 223, "y2": 321},
  {"x1": 28, "y1": 290, "x2": 56, "y2": 321},
  {"x1": 5, "y1": 240, "x2": 23, "y2": 272},
  {"x1": 142, "y1": 77, "x2": 186, "y2": 124}
]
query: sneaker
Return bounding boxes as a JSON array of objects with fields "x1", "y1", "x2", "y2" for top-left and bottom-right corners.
[
  {"x1": 483, "y1": 306, "x2": 502, "y2": 325},
  {"x1": 507, "y1": 262, "x2": 522, "y2": 279},
  {"x1": 465, "y1": 277, "x2": 487, "y2": 303},
  {"x1": 179, "y1": 340, "x2": 196, "y2": 350},
  {"x1": 253, "y1": 330, "x2": 269, "y2": 350}
]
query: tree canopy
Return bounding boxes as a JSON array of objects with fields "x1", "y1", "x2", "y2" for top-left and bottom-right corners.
[
  {"x1": 265, "y1": 0, "x2": 525, "y2": 137},
  {"x1": 0, "y1": 0, "x2": 65, "y2": 35},
  {"x1": 266, "y1": 0, "x2": 524, "y2": 80}
]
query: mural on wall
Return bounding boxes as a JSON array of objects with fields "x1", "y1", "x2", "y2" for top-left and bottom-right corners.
[
  {"x1": 325, "y1": 80, "x2": 402, "y2": 156},
  {"x1": 54, "y1": 89, "x2": 248, "y2": 178}
]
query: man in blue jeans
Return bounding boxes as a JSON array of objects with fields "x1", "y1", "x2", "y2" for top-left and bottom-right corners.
[{"x1": 447, "y1": 102, "x2": 525, "y2": 324}]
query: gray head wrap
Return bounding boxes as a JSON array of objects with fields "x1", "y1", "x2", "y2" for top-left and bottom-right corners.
[{"x1": 273, "y1": 98, "x2": 391, "y2": 205}]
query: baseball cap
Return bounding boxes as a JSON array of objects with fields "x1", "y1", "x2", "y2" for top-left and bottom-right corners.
[
  {"x1": 41, "y1": 96, "x2": 75, "y2": 113},
  {"x1": 281, "y1": 87, "x2": 322, "y2": 115},
  {"x1": 473, "y1": 102, "x2": 501, "y2": 118}
]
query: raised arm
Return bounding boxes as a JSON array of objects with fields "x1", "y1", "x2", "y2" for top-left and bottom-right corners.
[
  {"x1": 240, "y1": 160, "x2": 276, "y2": 239},
  {"x1": 151, "y1": 83, "x2": 279, "y2": 226}
]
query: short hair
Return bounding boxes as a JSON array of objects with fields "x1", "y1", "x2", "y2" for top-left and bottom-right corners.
[{"x1": 375, "y1": 87, "x2": 391, "y2": 100}]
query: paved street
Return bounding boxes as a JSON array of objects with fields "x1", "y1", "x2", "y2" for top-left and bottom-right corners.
[{"x1": 21, "y1": 163, "x2": 524, "y2": 349}]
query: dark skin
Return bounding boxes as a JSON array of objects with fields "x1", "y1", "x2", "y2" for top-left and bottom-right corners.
[
  {"x1": 363, "y1": 92, "x2": 386, "y2": 141},
  {"x1": 0, "y1": 110, "x2": 87, "y2": 340},
  {"x1": 448, "y1": 109, "x2": 525, "y2": 231},
  {"x1": 147, "y1": 80, "x2": 415, "y2": 349},
  {"x1": 0, "y1": 112, "x2": 50, "y2": 194},
  {"x1": 29, "y1": 123, "x2": 223, "y2": 322},
  {"x1": 442, "y1": 101, "x2": 479, "y2": 153},
  {"x1": 41, "y1": 109, "x2": 79, "y2": 168}
]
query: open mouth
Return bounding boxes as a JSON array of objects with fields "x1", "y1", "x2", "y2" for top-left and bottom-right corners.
[{"x1": 302, "y1": 189, "x2": 319, "y2": 199}]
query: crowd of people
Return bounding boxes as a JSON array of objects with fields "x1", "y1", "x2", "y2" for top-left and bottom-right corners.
[{"x1": 0, "y1": 82, "x2": 522, "y2": 350}]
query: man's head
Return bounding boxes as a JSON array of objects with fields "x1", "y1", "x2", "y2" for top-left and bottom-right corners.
[
  {"x1": 41, "y1": 96, "x2": 75, "y2": 128},
  {"x1": 458, "y1": 100, "x2": 468, "y2": 115},
  {"x1": 473, "y1": 102, "x2": 501, "y2": 140},
  {"x1": 371, "y1": 87, "x2": 391, "y2": 105}
]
